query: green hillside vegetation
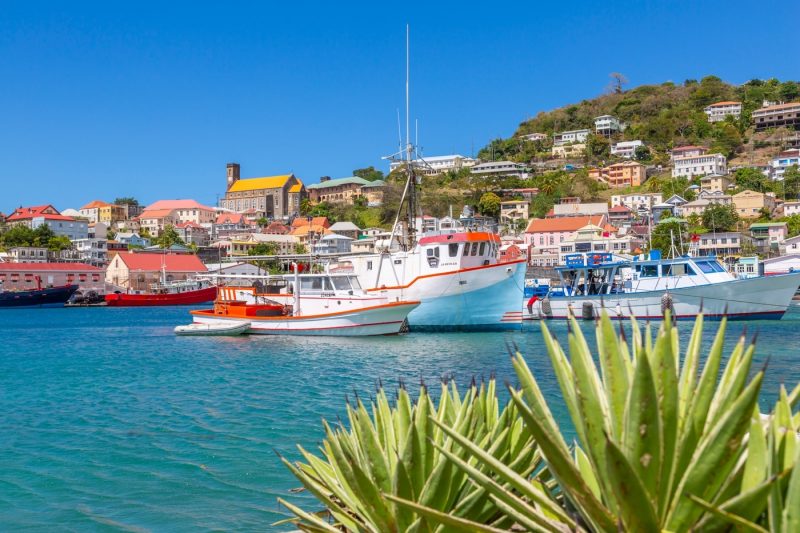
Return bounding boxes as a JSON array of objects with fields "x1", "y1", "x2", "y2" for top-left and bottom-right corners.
[{"x1": 480, "y1": 76, "x2": 799, "y2": 165}]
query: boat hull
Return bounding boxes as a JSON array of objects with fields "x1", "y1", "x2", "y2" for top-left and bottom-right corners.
[
  {"x1": 368, "y1": 260, "x2": 527, "y2": 331},
  {"x1": 105, "y1": 286, "x2": 217, "y2": 307},
  {"x1": 0, "y1": 285, "x2": 80, "y2": 308},
  {"x1": 190, "y1": 301, "x2": 419, "y2": 336},
  {"x1": 532, "y1": 272, "x2": 800, "y2": 320}
]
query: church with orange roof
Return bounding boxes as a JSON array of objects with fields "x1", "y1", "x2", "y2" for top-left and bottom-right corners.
[{"x1": 219, "y1": 162, "x2": 305, "y2": 220}]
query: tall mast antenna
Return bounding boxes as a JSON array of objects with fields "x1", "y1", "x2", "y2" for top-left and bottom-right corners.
[{"x1": 406, "y1": 24, "x2": 410, "y2": 163}]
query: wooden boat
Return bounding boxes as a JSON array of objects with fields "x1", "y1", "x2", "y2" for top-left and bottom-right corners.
[
  {"x1": 174, "y1": 321, "x2": 250, "y2": 336},
  {"x1": 188, "y1": 269, "x2": 420, "y2": 336}
]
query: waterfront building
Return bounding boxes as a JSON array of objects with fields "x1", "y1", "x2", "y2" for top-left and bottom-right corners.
[
  {"x1": 610, "y1": 140, "x2": 643, "y2": 159},
  {"x1": 499, "y1": 201, "x2": 530, "y2": 224},
  {"x1": 704, "y1": 101, "x2": 742, "y2": 123},
  {"x1": 594, "y1": 115, "x2": 624, "y2": 137},
  {"x1": 0, "y1": 262, "x2": 104, "y2": 291},
  {"x1": 769, "y1": 149, "x2": 800, "y2": 181},
  {"x1": 79, "y1": 200, "x2": 127, "y2": 225},
  {"x1": 105, "y1": 252, "x2": 207, "y2": 290},
  {"x1": 389, "y1": 154, "x2": 476, "y2": 175},
  {"x1": 752, "y1": 102, "x2": 800, "y2": 131},
  {"x1": 229, "y1": 233, "x2": 298, "y2": 256},
  {"x1": 611, "y1": 192, "x2": 664, "y2": 212},
  {"x1": 203, "y1": 262, "x2": 262, "y2": 277},
  {"x1": 328, "y1": 221, "x2": 362, "y2": 240},
  {"x1": 306, "y1": 176, "x2": 370, "y2": 204},
  {"x1": 700, "y1": 173, "x2": 734, "y2": 193},
  {"x1": 696, "y1": 232, "x2": 744, "y2": 257},
  {"x1": 557, "y1": 224, "x2": 641, "y2": 261},
  {"x1": 670, "y1": 145, "x2": 708, "y2": 161},
  {"x1": 588, "y1": 161, "x2": 647, "y2": 188},
  {"x1": 672, "y1": 153, "x2": 727, "y2": 178},
  {"x1": 71, "y1": 237, "x2": 107, "y2": 266},
  {"x1": 732, "y1": 190, "x2": 776, "y2": 218},
  {"x1": 524, "y1": 215, "x2": 608, "y2": 255},
  {"x1": 470, "y1": 161, "x2": 530, "y2": 179},
  {"x1": 762, "y1": 254, "x2": 800, "y2": 275},
  {"x1": 220, "y1": 163, "x2": 304, "y2": 219}
]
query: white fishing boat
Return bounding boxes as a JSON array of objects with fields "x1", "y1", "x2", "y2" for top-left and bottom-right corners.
[
  {"x1": 530, "y1": 251, "x2": 800, "y2": 320},
  {"x1": 174, "y1": 321, "x2": 250, "y2": 336},
  {"x1": 188, "y1": 268, "x2": 420, "y2": 336}
]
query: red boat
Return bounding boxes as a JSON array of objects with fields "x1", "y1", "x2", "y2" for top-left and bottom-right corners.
[{"x1": 105, "y1": 281, "x2": 217, "y2": 307}]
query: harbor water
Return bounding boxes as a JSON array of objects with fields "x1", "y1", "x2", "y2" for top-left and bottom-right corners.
[{"x1": 2, "y1": 305, "x2": 799, "y2": 531}]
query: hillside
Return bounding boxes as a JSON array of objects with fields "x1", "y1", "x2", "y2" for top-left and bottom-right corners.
[{"x1": 479, "y1": 76, "x2": 800, "y2": 165}]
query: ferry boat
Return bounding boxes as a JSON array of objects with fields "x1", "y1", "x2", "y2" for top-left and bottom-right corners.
[
  {"x1": 529, "y1": 251, "x2": 800, "y2": 320},
  {"x1": 105, "y1": 279, "x2": 217, "y2": 307},
  {"x1": 343, "y1": 231, "x2": 526, "y2": 330},
  {"x1": 187, "y1": 270, "x2": 420, "y2": 336},
  {"x1": 0, "y1": 280, "x2": 79, "y2": 308}
]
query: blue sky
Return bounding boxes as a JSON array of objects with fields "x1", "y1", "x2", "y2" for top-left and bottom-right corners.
[{"x1": 1, "y1": 1, "x2": 797, "y2": 212}]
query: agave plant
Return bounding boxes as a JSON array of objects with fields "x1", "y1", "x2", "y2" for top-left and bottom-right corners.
[
  {"x1": 277, "y1": 379, "x2": 570, "y2": 532},
  {"x1": 393, "y1": 312, "x2": 800, "y2": 532}
]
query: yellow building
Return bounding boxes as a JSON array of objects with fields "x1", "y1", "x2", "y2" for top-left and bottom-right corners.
[
  {"x1": 80, "y1": 200, "x2": 128, "y2": 225},
  {"x1": 588, "y1": 161, "x2": 647, "y2": 188},
  {"x1": 732, "y1": 190, "x2": 776, "y2": 219},
  {"x1": 220, "y1": 163, "x2": 304, "y2": 219}
]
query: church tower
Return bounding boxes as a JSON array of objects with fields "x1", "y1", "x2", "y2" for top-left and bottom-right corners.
[{"x1": 226, "y1": 163, "x2": 240, "y2": 190}]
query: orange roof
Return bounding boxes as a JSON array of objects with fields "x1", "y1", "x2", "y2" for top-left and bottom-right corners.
[
  {"x1": 753, "y1": 102, "x2": 800, "y2": 113},
  {"x1": 525, "y1": 215, "x2": 605, "y2": 233},
  {"x1": 289, "y1": 225, "x2": 332, "y2": 236},
  {"x1": 289, "y1": 183, "x2": 303, "y2": 193},
  {"x1": 146, "y1": 199, "x2": 214, "y2": 211},
  {"x1": 291, "y1": 216, "x2": 329, "y2": 228},
  {"x1": 215, "y1": 212, "x2": 244, "y2": 225},
  {"x1": 707, "y1": 101, "x2": 741, "y2": 107},
  {"x1": 81, "y1": 200, "x2": 113, "y2": 209},
  {"x1": 139, "y1": 209, "x2": 175, "y2": 219},
  {"x1": 114, "y1": 252, "x2": 206, "y2": 272}
]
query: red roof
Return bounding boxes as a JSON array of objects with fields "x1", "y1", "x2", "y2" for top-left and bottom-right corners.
[
  {"x1": 6, "y1": 204, "x2": 65, "y2": 222},
  {"x1": 175, "y1": 221, "x2": 205, "y2": 229},
  {"x1": 0, "y1": 262, "x2": 102, "y2": 272},
  {"x1": 608, "y1": 205, "x2": 632, "y2": 213},
  {"x1": 114, "y1": 253, "x2": 207, "y2": 272},
  {"x1": 215, "y1": 212, "x2": 244, "y2": 225},
  {"x1": 525, "y1": 215, "x2": 606, "y2": 233},
  {"x1": 291, "y1": 216, "x2": 330, "y2": 228}
]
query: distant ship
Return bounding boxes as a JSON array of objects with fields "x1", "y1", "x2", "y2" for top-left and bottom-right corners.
[{"x1": 0, "y1": 280, "x2": 79, "y2": 308}]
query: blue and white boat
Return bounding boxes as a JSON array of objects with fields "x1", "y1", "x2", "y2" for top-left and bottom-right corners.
[{"x1": 531, "y1": 251, "x2": 800, "y2": 320}]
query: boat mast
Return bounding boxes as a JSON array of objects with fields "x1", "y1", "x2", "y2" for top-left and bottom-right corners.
[{"x1": 404, "y1": 24, "x2": 417, "y2": 250}]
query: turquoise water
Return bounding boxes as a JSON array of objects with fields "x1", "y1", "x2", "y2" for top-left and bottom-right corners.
[{"x1": 1, "y1": 306, "x2": 800, "y2": 531}]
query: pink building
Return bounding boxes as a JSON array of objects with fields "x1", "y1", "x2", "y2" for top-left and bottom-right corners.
[
  {"x1": 524, "y1": 215, "x2": 608, "y2": 254},
  {"x1": 0, "y1": 263, "x2": 105, "y2": 291}
]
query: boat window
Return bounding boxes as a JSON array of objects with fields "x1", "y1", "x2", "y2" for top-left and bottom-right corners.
[
  {"x1": 300, "y1": 277, "x2": 324, "y2": 291},
  {"x1": 322, "y1": 277, "x2": 334, "y2": 291},
  {"x1": 366, "y1": 260, "x2": 373, "y2": 270},
  {"x1": 695, "y1": 260, "x2": 724, "y2": 273},
  {"x1": 640, "y1": 265, "x2": 659, "y2": 277},
  {"x1": 331, "y1": 277, "x2": 351, "y2": 291},
  {"x1": 348, "y1": 276, "x2": 362, "y2": 290},
  {"x1": 664, "y1": 263, "x2": 687, "y2": 276},
  {"x1": 479, "y1": 242, "x2": 486, "y2": 255},
  {"x1": 448, "y1": 243, "x2": 459, "y2": 257}
]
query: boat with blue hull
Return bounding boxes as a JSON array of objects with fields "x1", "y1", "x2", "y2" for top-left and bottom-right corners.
[
  {"x1": 0, "y1": 284, "x2": 80, "y2": 308},
  {"x1": 528, "y1": 251, "x2": 800, "y2": 321}
]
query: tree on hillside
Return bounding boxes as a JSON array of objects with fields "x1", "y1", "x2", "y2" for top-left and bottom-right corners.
[
  {"x1": 114, "y1": 197, "x2": 139, "y2": 206},
  {"x1": 353, "y1": 167, "x2": 385, "y2": 182},
  {"x1": 650, "y1": 219, "x2": 689, "y2": 256},
  {"x1": 47, "y1": 235, "x2": 73, "y2": 252},
  {"x1": 634, "y1": 144, "x2": 651, "y2": 161},
  {"x1": 155, "y1": 225, "x2": 183, "y2": 249},
  {"x1": 256, "y1": 216, "x2": 269, "y2": 228},
  {"x1": 477, "y1": 192, "x2": 501, "y2": 218},
  {"x1": 608, "y1": 72, "x2": 628, "y2": 94},
  {"x1": 534, "y1": 171, "x2": 567, "y2": 196},
  {"x1": 702, "y1": 203, "x2": 739, "y2": 232},
  {"x1": 250, "y1": 242, "x2": 279, "y2": 256},
  {"x1": 784, "y1": 165, "x2": 800, "y2": 200},
  {"x1": 734, "y1": 167, "x2": 768, "y2": 192},
  {"x1": 710, "y1": 122, "x2": 742, "y2": 158},
  {"x1": 783, "y1": 214, "x2": 800, "y2": 237},
  {"x1": 585, "y1": 134, "x2": 610, "y2": 160}
]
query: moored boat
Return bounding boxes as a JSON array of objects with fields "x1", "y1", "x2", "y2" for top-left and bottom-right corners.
[
  {"x1": 105, "y1": 280, "x2": 217, "y2": 306},
  {"x1": 0, "y1": 283, "x2": 80, "y2": 308},
  {"x1": 530, "y1": 251, "x2": 800, "y2": 321},
  {"x1": 188, "y1": 270, "x2": 420, "y2": 336},
  {"x1": 174, "y1": 321, "x2": 250, "y2": 336}
]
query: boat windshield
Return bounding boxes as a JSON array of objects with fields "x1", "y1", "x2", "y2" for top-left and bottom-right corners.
[
  {"x1": 331, "y1": 276, "x2": 352, "y2": 291},
  {"x1": 694, "y1": 259, "x2": 726, "y2": 273},
  {"x1": 299, "y1": 276, "x2": 333, "y2": 291},
  {"x1": 348, "y1": 276, "x2": 362, "y2": 290}
]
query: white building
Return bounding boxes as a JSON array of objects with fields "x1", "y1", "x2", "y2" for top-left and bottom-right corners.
[
  {"x1": 672, "y1": 153, "x2": 727, "y2": 178},
  {"x1": 594, "y1": 115, "x2": 624, "y2": 136},
  {"x1": 470, "y1": 160, "x2": 530, "y2": 179},
  {"x1": 610, "y1": 140, "x2": 643, "y2": 159},
  {"x1": 72, "y1": 238, "x2": 107, "y2": 266},
  {"x1": 389, "y1": 154, "x2": 476, "y2": 175},
  {"x1": 783, "y1": 201, "x2": 800, "y2": 217},
  {"x1": 204, "y1": 262, "x2": 262, "y2": 277},
  {"x1": 552, "y1": 202, "x2": 609, "y2": 217},
  {"x1": 770, "y1": 149, "x2": 800, "y2": 181},
  {"x1": 610, "y1": 192, "x2": 664, "y2": 212},
  {"x1": 553, "y1": 129, "x2": 590, "y2": 146},
  {"x1": 313, "y1": 234, "x2": 353, "y2": 255},
  {"x1": 704, "y1": 101, "x2": 742, "y2": 123},
  {"x1": 520, "y1": 133, "x2": 548, "y2": 142}
]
